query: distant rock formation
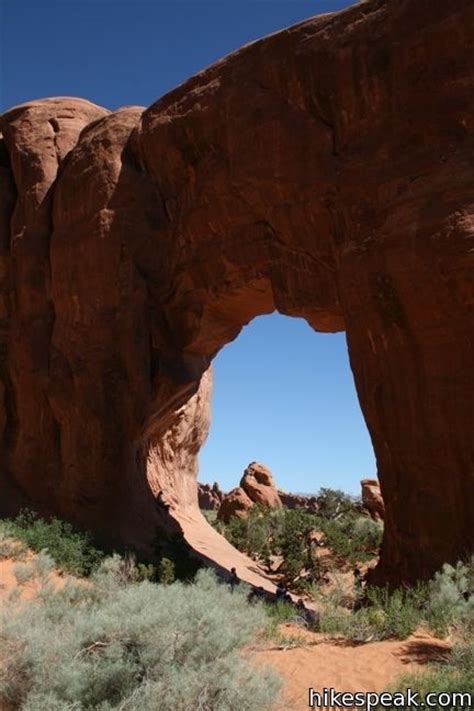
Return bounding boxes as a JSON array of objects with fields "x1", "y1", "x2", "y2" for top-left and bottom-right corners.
[
  {"x1": 278, "y1": 491, "x2": 319, "y2": 513},
  {"x1": 217, "y1": 462, "x2": 282, "y2": 522},
  {"x1": 361, "y1": 479, "x2": 385, "y2": 522},
  {"x1": 217, "y1": 487, "x2": 254, "y2": 523},
  {"x1": 240, "y1": 462, "x2": 283, "y2": 509},
  {"x1": 198, "y1": 482, "x2": 223, "y2": 511}
]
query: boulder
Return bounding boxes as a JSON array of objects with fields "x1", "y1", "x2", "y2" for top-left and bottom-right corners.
[
  {"x1": 361, "y1": 479, "x2": 385, "y2": 522},
  {"x1": 240, "y1": 462, "x2": 282, "y2": 510},
  {"x1": 198, "y1": 482, "x2": 223, "y2": 510},
  {"x1": 217, "y1": 487, "x2": 253, "y2": 523}
]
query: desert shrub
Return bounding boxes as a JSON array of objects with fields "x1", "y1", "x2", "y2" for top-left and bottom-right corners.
[
  {"x1": 351, "y1": 516, "x2": 383, "y2": 552},
  {"x1": 219, "y1": 506, "x2": 319, "y2": 581},
  {"x1": 12, "y1": 549, "x2": 55, "y2": 583},
  {"x1": 201, "y1": 509, "x2": 218, "y2": 525},
  {"x1": 215, "y1": 490, "x2": 383, "y2": 591},
  {"x1": 262, "y1": 600, "x2": 304, "y2": 642},
  {"x1": 363, "y1": 585, "x2": 427, "y2": 639},
  {"x1": 263, "y1": 600, "x2": 299, "y2": 625},
  {"x1": 223, "y1": 506, "x2": 281, "y2": 564},
  {"x1": 0, "y1": 528, "x2": 29, "y2": 560},
  {"x1": 384, "y1": 639, "x2": 474, "y2": 710},
  {"x1": 318, "y1": 517, "x2": 353, "y2": 559},
  {"x1": 277, "y1": 509, "x2": 315, "y2": 580},
  {"x1": 153, "y1": 531, "x2": 202, "y2": 581},
  {"x1": 218, "y1": 502, "x2": 382, "y2": 587},
  {"x1": 0, "y1": 565, "x2": 280, "y2": 710},
  {"x1": 2, "y1": 510, "x2": 105, "y2": 576},
  {"x1": 318, "y1": 513, "x2": 383, "y2": 563},
  {"x1": 224, "y1": 514, "x2": 257, "y2": 554},
  {"x1": 12, "y1": 561, "x2": 35, "y2": 585},
  {"x1": 314, "y1": 581, "x2": 428, "y2": 642},
  {"x1": 157, "y1": 557, "x2": 175, "y2": 585},
  {"x1": 136, "y1": 562, "x2": 157, "y2": 582},
  {"x1": 316, "y1": 488, "x2": 355, "y2": 520},
  {"x1": 317, "y1": 603, "x2": 411, "y2": 642},
  {"x1": 426, "y1": 559, "x2": 474, "y2": 636}
]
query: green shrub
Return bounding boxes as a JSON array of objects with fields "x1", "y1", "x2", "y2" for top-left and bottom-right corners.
[
  {"x1": 263, "y1": 600, "x2": 299, "y2": 625},
  {"x1": 276, "y1": 509, "x2": 314, "y2": 580},
  {"x1": 316, "y1": 488, "x2": 355, "y2": 520},
  {"x1": 363, "y1": 585, "x2": 426, "y2": 639},
  {"x1": 216, "y1": 498, "x2": 382, "y2": 587},
  {"x1": 13, "y1": 550, "x2": 56, "y2": 589},
  {"x1": 2, "y1": 510, "x2": 105, "y2": 576},
  {"x1": 153, "y1": 531, "x2": 202, "y2": 581},
  {"x1": 201, "y1": 509, "x2": 217, "y2": 525},
  {"x1": 318, "y1": 514, "x2": 382, "y2": 563},
  {"x1": 0, "y1": 528, "x2": 28, "y2": 560},
  {"x1": 314, "y1": 582, "x2": 429, "y2": 642},
  {"x1": 12, "y1": 561, "x2": 35, "y2": 586},
  {"x1": 223, "y1": 505, "x2": 279, "y2": 564},
  {"x1": 351, "y1": 516, "x2": 383, "y2": 552},
  {"x1": 157, "y1": 557, "x2": 175, "y2": 585},
  {"x1": 0, "y1": 565, "x2": 280, "y2": 710},
  {"x1": 385, "y1": 640, "x2": 474, "y2": 709},
  {"x1": 426, "y1": 560, "x2": 474, "y2": 636},
  {"x1": 136, "y1": 562, "x2": 157, "y2": 582}
]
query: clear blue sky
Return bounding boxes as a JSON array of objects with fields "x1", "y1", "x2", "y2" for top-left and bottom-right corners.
[{"x1": 1, "y1": 0, "x2": 375, "y2": 495}]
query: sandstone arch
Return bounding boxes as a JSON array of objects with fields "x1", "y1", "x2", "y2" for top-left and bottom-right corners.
[{"x1": 0, "y1": 0, "x2": 473, "y2": 587}]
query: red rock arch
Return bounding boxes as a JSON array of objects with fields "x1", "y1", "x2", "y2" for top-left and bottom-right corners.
[{"x1": 0, "y1": 0, "x2": 473, "y2": 587}]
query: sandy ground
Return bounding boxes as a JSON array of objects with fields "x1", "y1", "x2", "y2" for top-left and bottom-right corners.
[
  {"x1": 255, "y1": 624, "x2": 451, "y2": 710},
  {"x1": 0, "y1": 555, "x2": 65, "y2": 601}
]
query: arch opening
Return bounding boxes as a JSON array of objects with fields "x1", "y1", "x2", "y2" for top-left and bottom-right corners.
[{"x1": 199, "y1": 312, "x2": 376, "y2": 498}]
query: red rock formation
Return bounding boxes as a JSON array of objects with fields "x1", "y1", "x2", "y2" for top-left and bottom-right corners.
[
  {"x1": 278, "y1": 491, "x2": 319, "y2": 513},
  {"x1": 217, "y1": 462, "x2": 283, "y2": 521},
  {"x1": 217, "y1": 487, "x2": 253, "y2": 524},
  {"x1": 240, "y1": 462, "x2": 282, "y2": 510},
  {"x1": 1, "y1": 0, "x2": 474, "y2": 586},
  {"x1": 361, "y1": 479, "x2": 385, "y2": 522},
  {"x1": 198, "y1": 482, "x2": 223, "y2": 511}
]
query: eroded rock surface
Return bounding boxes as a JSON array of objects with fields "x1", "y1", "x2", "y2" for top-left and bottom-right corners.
[
  {"x1": 278, "y1": 491, "x2": 319, "y2": 513},
  {"x1": 198, "y1": 482, "x2": 223, "y2": 511},
  {"x1": 1, "y1": 0, "x2": 474, "y2": 586},
  {"x1": 240, "y1": 462, "x2": 282, "y2": 510},
  {"x1": 217, "y1": 487, "x2": 254, "y2": 524},
  {"x1": 217, "y1": 461, "x2": 282, "y2": 522},
  {"x1": 361, "y1": 479, "x2": 385, "y2": 522}
]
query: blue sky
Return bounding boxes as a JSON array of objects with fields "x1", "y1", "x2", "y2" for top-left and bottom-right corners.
[{"x1": 1, "y1": 0, "x2": 375, "y2": 495}]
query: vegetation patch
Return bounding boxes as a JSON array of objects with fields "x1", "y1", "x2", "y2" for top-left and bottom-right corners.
[
  {"x1": 213, "y1": 488, "x2": 383, "y2": 589},
  {"x1": 0, "y1": 510, "x2": 106, "y2": 576},
  {"x1": 0, "y1": 560, "x2": 280, "y2": 710}
]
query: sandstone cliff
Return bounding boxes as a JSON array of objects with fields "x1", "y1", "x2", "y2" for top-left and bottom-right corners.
[{"x1": 1, "y1": 0, "x2": 473, "y2": 586}]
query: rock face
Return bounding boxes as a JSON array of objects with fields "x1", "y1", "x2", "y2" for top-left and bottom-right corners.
[
  {"x1": 240, "y1": 462, "x2": 283, "y2": 510},
  {"x1": 361, "y1": 479, "x2": 385, "y2": 522},
  {"x1": 217, "y1": 462, "x2": 283, "y2": 522},
  {"x1": 1, "y1": 0, "x2": 474, "y2": 586},
  {"x1": 217, "y1": 487, "x2": 253, "y2": 523},
  {"x1": 198, "y1": 482, "x2": 223, "y2": 511},
  {"x1": 278, "y1": 491, "x2": 319, "y2": 513}
]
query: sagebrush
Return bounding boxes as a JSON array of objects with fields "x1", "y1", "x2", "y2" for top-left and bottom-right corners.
[{"x1": 0, "y1": 561, "x2": 280, "y2": 710}]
